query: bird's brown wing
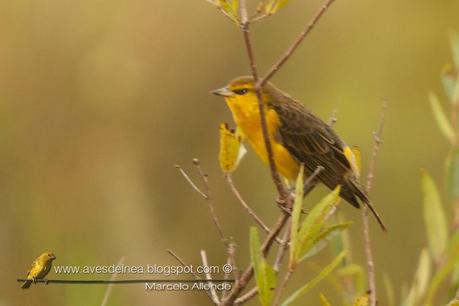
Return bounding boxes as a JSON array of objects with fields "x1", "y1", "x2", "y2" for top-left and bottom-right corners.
[{"x1": 270, "y1": 99, "x2": 360, "y2": 207}]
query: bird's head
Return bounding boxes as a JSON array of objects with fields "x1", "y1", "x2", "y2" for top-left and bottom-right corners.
[
  {"x1": 212, "y1": 76, "x2": 272, "y2": 109},
  {"x1": 40, "y1": 252, "x2": 56, "y2": 262}
]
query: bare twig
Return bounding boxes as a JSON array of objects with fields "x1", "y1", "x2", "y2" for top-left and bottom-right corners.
[
  {"x1": 274, "y1": 226, "x2": 291, "y2": 272},
  {"x1": 222, "y1": 240, "x2": 239, "y2": 300},
  {"x1": 175, "y1": 160, "x2": 228, "y2": 247},
  {"x1": 362, "y1": 101, "x2": 387, "y2": 306},
  {"x1": 257, "y1": 0, "x2": 337, "y2": 87},
  {"x1": 250, "y1": 13, "x2": 269, "y2": 23},
  {"x1": 273, "y1": 266, "x2": 294, "y2": 306},
  {"x1": 201, "y1": 250, "x2": 220, "y2": 304},
  {"x1": 100, "y1": 257, "x2": 125, "y2": 306},
  {"x1": 166, "y1": 249, "x2": 202, "y2": 280},
  {"x1": 193, "y1": 158, "x2": 228, "y2": 246},
  {"x1": 166, "y1": 249, "x2": 215, "y2": 301},
  {"x1": 303, "y1": 165, "x2": 324, "y2": 192},
  {"x1": 225, "y1": 174, "x2": 282, "y2": 244},
  {"x1": 235, "y1": 287, "x2": 258, "y2": 305},
  {"x1": 174, "y1": 164, "x2": 207, "y2": 198},
  {"x1": 240, "y1": 0, "x2": 290, "y2": 204},
  {"x1": 328, "y1": 108, "x2": 338, "y2": 126}
]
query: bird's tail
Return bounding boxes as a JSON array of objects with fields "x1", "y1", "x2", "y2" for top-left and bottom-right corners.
[
  {"x1": 21, "y1": 279, "x2": 32, "y2": 289},
  {"x1": 341, "y1": 182, "x2": 387, "y2": 231},
  {"x1": 363, "y1": 199, "x2": 387, "y2": 232}
]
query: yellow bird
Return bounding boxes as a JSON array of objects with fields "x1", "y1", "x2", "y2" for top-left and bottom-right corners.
[
  {"x1": 21, "y1": 252, "x2": 56, "y2": 289},
  {"x1": 213, "y1": 76, "x2": 386, "y2": 230}
]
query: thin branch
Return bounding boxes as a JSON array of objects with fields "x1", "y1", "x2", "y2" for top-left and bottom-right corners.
[
  {"x1": 362, "y1": 101, "x2": 387, "y2": 306},
  {"x1": 273, "y1": 267, "x2": 294, "y2": 306},
  {"x1": 166, "y1": 249, "x2": 202, "y2": 280},
  {"x1": 240, "y1": 0, "x2": 290, "y2": 204},
  {"x1": 222, "y1": 240, "x2": 239, "y2": 300},
  {"x1": 272, "y1": 225, "x2": 293, "y2": 305},
  {"x1": 100, "y1": 257, "x2": 125, "y2": 306},
  {"x1": 193, "y1": 158, "x2": 228, "y2": 245},
  {"x1": 166, "y1": 249, "x2": 215, "y2": 302},
  {"x1": 176, "y1": 160, "x2": 228, "y2": 247},
  {"x1": 225, "y1": 174, "x2": 282, "y2": 243},
  {"x1": 258, "y1": 0, "x2": 337, "y2": 87},
  {"x1": 250, "y1": 13, "x2": 270, "y2": 23},
  {"x1": 303, "y1": 166, "x2": 324, "y2": 192},
  {"x1": 235, "y1": 287, "x2": 258, "y2": 305},
  {"x1": 328, "y1": 108, "x2": 338, "y2": 127},
  {"x1": 201, "y1": 250, "x2": 220, "y2": 305},
  {"x1": 174, "y1": 164, "x2": 207, "y2": 198},
  {"x1": 274, "y1": 225, "x2": 291, "y2": 272}
]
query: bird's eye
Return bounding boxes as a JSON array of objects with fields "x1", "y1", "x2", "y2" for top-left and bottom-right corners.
[{"x1": 233, "y1": 88, "x2": 249, "y2": 95}]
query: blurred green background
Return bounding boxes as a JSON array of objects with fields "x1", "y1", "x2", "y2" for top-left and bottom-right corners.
[{"x1": 1, "y1": 0, "x2": 459, "y2": 305}]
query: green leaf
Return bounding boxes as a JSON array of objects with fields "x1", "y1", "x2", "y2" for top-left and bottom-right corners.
[
  {"x1": 429, "y1": 93, "x2": 457, "y2": 144},
  {"x1": 300, "y1": 222, "x2": 353, "y2": 261},
  {"x1": 319, "y1": 293, "x2": 332, "y2": 306},
  {"x1": 250, "y1": 227, "x2": 276, "y2": 306},
  {"x1": 281, "y1": 250, "x2": 347, "y2": 306},
  {"x1": 441, "y1": 65, "x2": 458, "y2": 102},
  {"x1": 383, "y1": 273, "x2": 395, "y2": 306},
  {"x1": 329, "y1": 213, "x2": 352, "y2": 262},
  {"x1": 336, "y1": 263, "x2": 366, "y2": 294},
  {"x1": 272, "y1": 0, "x2": 290, "y2": 13},
  {"x1": 403, "y1": 248, "x2": 431, "y2": 306},
  {"x1": 447, "y1": 231, "x2": 459, "y2": 291},
  {"x1": 424, "y1": 248, "x2": 459, "y2": 306},
  {"x1": 290, "y1": 165, "x2": 305, "y2": 267},
  {"x1": 421, "y1": 169, "x2": 448, "y2": 262},
  {"x1": 446, "y1": 147, "x2": 459, "y2": 201},
  {"x1": 451, "y1": 31, "x2": 459, "y2": 70},
  {"x1": 293, "y1": 187, "x2": 341, "y2": 263}
]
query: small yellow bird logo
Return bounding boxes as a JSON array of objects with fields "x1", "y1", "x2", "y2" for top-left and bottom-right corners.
[{"x1": 21, "y1": 252, "x2": 56, "y2": 289}]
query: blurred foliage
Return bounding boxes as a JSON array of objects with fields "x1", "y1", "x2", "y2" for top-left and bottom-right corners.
[{"x1": 329, "y1": 31, "x2": 459, "y2": 306}]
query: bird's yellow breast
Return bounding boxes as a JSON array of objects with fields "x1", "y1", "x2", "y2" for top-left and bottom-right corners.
[
  {"x1": 226, "y1": 95, "x2": 300, "y2": 180},
  {"x1": 28, "y1": 260, "x2": 49, "y2": 279}
]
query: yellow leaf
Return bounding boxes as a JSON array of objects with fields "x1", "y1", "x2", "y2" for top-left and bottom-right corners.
[
  {"x1": 429, "y1": 93, "x2": 456, "y2": 144},
  {"x1": 319, "y1": 293, "x2": 332, "y2": 306},
  {"x1": 219, "y1": 123, "x2": 246, "y2": 173},
  {"x1": 218, "y1": 0, "x2": 239, "y2": 23}
]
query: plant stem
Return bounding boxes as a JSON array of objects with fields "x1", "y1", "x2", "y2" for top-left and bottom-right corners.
[
  {"x1": 258, "y1": 0, "x2": 337, "y2": 87},
  {"x1": 363, "y1": 102, "x2": 387, "y2": 306}
]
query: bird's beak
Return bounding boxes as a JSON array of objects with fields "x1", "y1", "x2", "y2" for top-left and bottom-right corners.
[
  {"x1": 50, "y1": 254, "x2": 56, "y2": 260},
  {"x1": 211, "y1": 86, "x2": 234, "y2": 97}
]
